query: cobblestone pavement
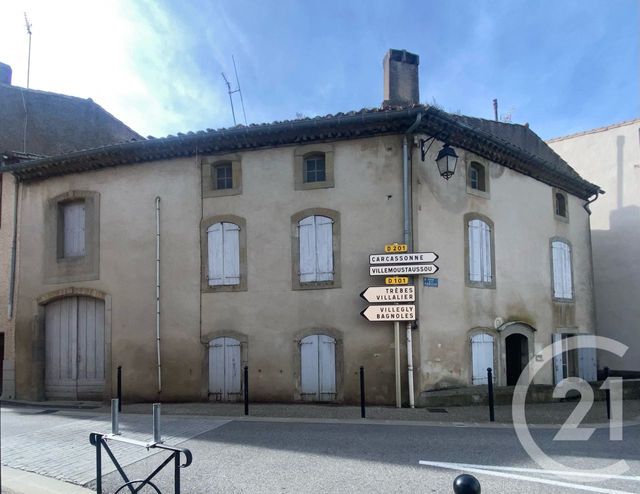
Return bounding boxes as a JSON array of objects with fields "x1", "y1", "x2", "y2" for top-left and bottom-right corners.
[{"x1": 1, "y1": 406, "x2": 228, "y2": 485}]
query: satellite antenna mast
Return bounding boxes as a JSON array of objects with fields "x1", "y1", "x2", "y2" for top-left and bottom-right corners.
[
  {"x1": 24, "y1": 12, "x2": 32, "y2": 88},
  {"x1": 221, "y1": 55, "x2": 248, "y2": 126},
  {"x1": 221, "y1": 72, "x2": 237, "y2": 125},
  {"x1": 232, "y1": 55, "x2": 247, "y2": 125}
]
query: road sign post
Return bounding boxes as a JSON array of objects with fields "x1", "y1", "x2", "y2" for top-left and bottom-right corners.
[{"x1": 362, "y1": 246, "x2": 439, "y2": 410}]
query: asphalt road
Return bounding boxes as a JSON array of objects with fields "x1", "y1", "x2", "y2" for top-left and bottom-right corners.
[{"x1": 2, "y1": 405, "x2": 639, "y2": 493}]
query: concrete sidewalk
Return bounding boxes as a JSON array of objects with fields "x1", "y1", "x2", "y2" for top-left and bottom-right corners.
[
  {"x1": 97, "y1": 398, "x2": 640, "y2": 426},
  {"x1": 4, "y1": 398, "x2": 640, "y2": 426},
  {"x1": 1, "y1": 467, "x2": 93, "y2": 494}
]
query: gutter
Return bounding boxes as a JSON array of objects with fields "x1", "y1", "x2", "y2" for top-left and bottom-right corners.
[{"x1": 402, "y1": 112, "x2": 423, "y2": 409}]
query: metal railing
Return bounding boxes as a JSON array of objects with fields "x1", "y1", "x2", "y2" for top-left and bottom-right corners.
[{"x1": 89, "y1": 400, "x2": 192, "y2": 493}]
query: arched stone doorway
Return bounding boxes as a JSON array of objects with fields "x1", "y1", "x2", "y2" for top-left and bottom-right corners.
[
  {"x1": 505, "y1": 333, "x2": 528, "y2": 385},
  {"x1": 498, "y1": 322, "x2": 536, "y2": 387}
]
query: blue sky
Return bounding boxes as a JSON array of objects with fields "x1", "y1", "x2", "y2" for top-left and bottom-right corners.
[{"x1": 1, "y1": 0, "x2": 637, "y2": 139}]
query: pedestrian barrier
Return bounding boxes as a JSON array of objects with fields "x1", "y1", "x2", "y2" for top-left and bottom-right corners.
[{"x1": 89, "y1": 400, "x2": 192, "y2": 493}]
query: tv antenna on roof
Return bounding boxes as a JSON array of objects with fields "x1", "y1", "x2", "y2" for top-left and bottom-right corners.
[
  {"x1": 24, "y1": 12, "x2": 32, "y2": 88},
  {"x1": 221, "y1": 55, "x2": 247, "y2": 126}
]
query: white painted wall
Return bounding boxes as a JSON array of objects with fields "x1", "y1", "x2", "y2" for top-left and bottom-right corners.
[{"x1": 548, "y1": 120, "x2": 640, "y2": 373}]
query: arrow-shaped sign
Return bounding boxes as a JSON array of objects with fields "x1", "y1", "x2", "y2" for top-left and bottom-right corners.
[
  {"x1": 360, "y1": 286, "x2": 415, "y2": 303},
  {"x1": 370, "y1": 264, "x2": 439, "y2": 276},
  {"x1": 360, "y1": 304, "x2": 416, "y2": 321},
  {"x1": 369, "y1": 252, "x2": 438, "y2": 265}
]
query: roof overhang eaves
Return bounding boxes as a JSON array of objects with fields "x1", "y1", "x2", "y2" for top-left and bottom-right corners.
[
  {"x1": 417, "y1": 107, "x2": 600, "y2": 200},
  {"x1": 5, "y1": 105, "x2": 600, "y2": 198}
]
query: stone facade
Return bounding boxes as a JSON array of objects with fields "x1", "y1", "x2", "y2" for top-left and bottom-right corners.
[
  {"x1": 8, "y1": 132, "x2": 597, "y2": 404},
  {"x1": 3, "y1": 50, "x2": 601, "y2": 404}
]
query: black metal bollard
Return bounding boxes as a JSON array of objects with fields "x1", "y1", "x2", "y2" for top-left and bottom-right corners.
[
  {"x1": 117, "y1": 366, "x2": 122, "y2": 412},
  {"x1": 453, "y1": 474, "x2": 481, "y2": 494},
  {"x1": 360, "y1": 366, "x2": 366, "y2": 419},
  {"x1": 244, "y1": 366, "x2": 249, "y2": 416},
  {"x1": 604, "y1": 366, "x2": 611, "y2": 420},
  {"x1": 487, "y1": 367, "x2": 495, "y2": 422}
]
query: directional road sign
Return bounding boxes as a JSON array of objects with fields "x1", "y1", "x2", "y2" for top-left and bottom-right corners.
[
  {"x1": 370, "y1": 264, "x2": 439, "y2": 276},
  {"x1": 360, "y1": 286, "x2": 415, "y2": 303},
  {"x1": 370, "y1": 252, "x2": 438, "y2": 265},
  {"x1": 361, "y1": 304, "x2": 416, "y2": 321}
]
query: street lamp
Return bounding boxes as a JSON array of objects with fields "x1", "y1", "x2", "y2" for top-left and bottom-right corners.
[
  {"x1": 420, "y1": 137, "x2": 459, "y2": 180},
  {"x1": 435, "y1": 144, "x2": 458, "y2": 180}
]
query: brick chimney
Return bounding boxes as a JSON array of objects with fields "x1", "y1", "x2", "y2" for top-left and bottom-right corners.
[
  {"x1": 383, "y1": 49, "x2": 419, "y2": 107},
  {"x1": 0, "y1": 62, "x2": 12, "y2": 85}
]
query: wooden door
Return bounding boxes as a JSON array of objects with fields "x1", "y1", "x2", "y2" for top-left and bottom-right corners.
[
  {"x1": 45, "y1": 297, "x2": 105, "y2": 400},
  {"x1": 208, "y1": 337, "x2": 242, "y2": 401}
]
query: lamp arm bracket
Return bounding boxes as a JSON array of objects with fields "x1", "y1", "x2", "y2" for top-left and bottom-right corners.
[{"x1": 420, "y1": 134, "x2": 445, "y2": 161}]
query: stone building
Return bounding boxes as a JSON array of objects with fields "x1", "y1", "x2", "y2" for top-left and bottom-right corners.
[
  {"x1": 2, "y1": 50, "x2": 602, "y2": 404},
  {"x1": 548, "y1": 119, "x2": 640, "y2": 376},
  {"x1": 0, "y1": 61, "x2": 142, "y2": 398}
]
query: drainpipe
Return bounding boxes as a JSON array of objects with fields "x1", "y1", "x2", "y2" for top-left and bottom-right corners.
[
  {"x1": 155, "y1": 196, "x2": 162, "y2": 394},
  {"x1": 403, "y1": 113, "x2": 422, "y2": 409},
  {"x1": 8, "y1": 178, "x2": 19, "y2": 319}
]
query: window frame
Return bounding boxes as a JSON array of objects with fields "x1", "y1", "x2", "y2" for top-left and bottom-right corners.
[
  {"x1": 45, "y1": 190, "x2": 100, "y2": 284},
  {"x1": 201, "y1": 215, "x2": 247, "y2": 292},
  {"x1": 466, "y1": 160, "x2": 490, "y2": 198},
  {"x1": 291, "y1": 208, "x2": 341, "y2": 290},
  {"x1": 553, "y1": 188, "x2": 569, "y2": 222},
  {"x1": 550, "y1": 237, "x2": 574, "y2": 301},
  {"x1": 202, "y1": 156, "x2": 242, "y2": 198},
  {"x1": 303, "y1": 153, "x2": 327, "y2": 184},
  {"x1": 294, "y1": 144, "x2": 335, "y2": 190},
  {"x1": 464, "y1": 213, "x2": 496, "y2": 289}
]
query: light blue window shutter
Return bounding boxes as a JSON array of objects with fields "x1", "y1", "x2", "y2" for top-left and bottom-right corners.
[
  {"x1": 207, "y1": 223, "x2": 223, "y2": 286},
  {"x1": 481, "y1": 221, "x2": 492, "y2": 282},
  {"x1": 300, "y1": 335, "x2": 319, "y2": 399},
  {"x1": 299, "y1": 216, "x2": 316, "y2": 282},
  {"x1": 315, "y1": 216, "x2": 334, "y2": 281},
  {"x1": 319, "y1": 335, "x2": 336, "y2": 399},
  {"x1": 222, "y1": 223, "x2": 240, "y2": 285},
  {"x1": 552, "y1": 333, "x2": 564, "y2": 384},
  {"x1": 552, "y1": 241, "x2": 571, "y2": 298},
  {"x1": 562, "y1": 243, "x2": 573, "y2": 299},
  {"x1": 64, "y1": 202, "x2": 85, "y2": 257},
  {"x1": 468, "y1": 220, "x2": 482, "y2": 282}
]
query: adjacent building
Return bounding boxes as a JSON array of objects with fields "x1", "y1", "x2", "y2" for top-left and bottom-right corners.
[
  {"x1": 548, "y1": 119, "x2": 640, "y2": 376},
  {"x1": 2, "y1": 51, "x2": 602, "y2": 404},
  {"x1": 0, "y1": 61, "x2": 142, "y2": 398}
]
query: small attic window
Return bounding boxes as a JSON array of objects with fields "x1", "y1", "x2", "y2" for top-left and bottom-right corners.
[
  {"x1": 555, "y1": 193, "x2": 566, "y2": 217},
  {"x1": 304, "y1": 153, "x2": 326, "y2": 183},
  {"x1": 469, "y1": 163, "x2": 485, "y2": 191}
]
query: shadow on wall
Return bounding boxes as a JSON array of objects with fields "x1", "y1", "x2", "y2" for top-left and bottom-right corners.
[{"x1": 592, "y1": 205, "x2": 640, "y2": 372}]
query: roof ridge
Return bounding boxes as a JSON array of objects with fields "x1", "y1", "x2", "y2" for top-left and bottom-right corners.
[{"x1": 546, "y1": 118, "x2": 640, "y2": 142}]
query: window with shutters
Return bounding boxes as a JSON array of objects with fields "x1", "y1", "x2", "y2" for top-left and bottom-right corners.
[
  {"x1": 201, "y1": 215, "x2": 247, "y2": 292},
  {"x1": 294, "y1": 144, "x2": 335, "y2": 190},
  {"x1": 291, "y1": 208, "x2": 341, "y2": 289},
  {"x1": 45, "y1": 190, "x2": 100, "y2": 284},
  {"x1": 202, "y1": 156, "x2": 242, "y2": 198},
  {"x1": 61, "y1": 201, "x2": 86, "y2": 257},
  {"x1": 553, "y1": 189, "x2": 569, "y2": 222},
  {"x1": 551, "y1": 239, "x2": 573, "y2": 300},
  {"x1": 464, "y1": 213, "x2": 496, "y2": 288}
]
